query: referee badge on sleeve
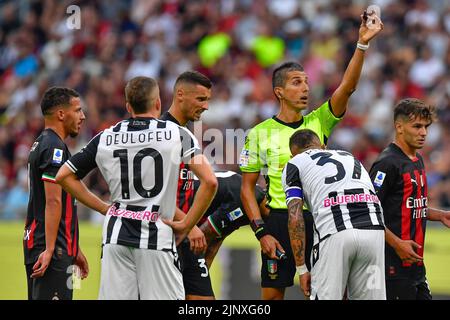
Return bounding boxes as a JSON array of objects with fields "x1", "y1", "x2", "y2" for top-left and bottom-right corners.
[
  {"x1": 373, "y1": 171, "x2": 386, "y2": 188},
  {"x1": 239, "y1": 149, "x2": 249, "y2": 167}
]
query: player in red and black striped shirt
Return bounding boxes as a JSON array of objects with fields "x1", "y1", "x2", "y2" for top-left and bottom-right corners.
[
  {"x1": 24, "y1": 87, "x2": 88, "y2": 300},
  {"x1": 160, "y1": 71, "x2": 215, "y2": 300},
  {"x1": 370, "y1": 98, "x2": 450, "y2": 300}
]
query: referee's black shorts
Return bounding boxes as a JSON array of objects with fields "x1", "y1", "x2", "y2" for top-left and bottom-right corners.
[
  {"x1": 261, "y1": 209, "x2": 313, "y2": 288},
  {"x1": 25, "y1": 254, "x2": 75, "y2": 300}
]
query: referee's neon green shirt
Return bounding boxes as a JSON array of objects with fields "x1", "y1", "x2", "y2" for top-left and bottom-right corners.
[{"x1": 239, "y1": 101, "x2": 342, "y2": 209}]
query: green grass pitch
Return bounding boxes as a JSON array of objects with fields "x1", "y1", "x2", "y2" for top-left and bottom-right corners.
[{"x1": 1, "y1": 221, "x2": 449, "y2": 299}]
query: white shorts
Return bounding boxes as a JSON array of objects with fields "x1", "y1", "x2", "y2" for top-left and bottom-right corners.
[
  {"x1": 310, "y1": 228, "x2": 386, "y2": 300},
  {"x1": 98, "y1": 244, "x2": 184, "y2": 300}
]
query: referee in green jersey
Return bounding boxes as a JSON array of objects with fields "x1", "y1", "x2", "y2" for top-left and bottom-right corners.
[{"x1": 240, "y1": 13, "x2": 383, "y2": 300}]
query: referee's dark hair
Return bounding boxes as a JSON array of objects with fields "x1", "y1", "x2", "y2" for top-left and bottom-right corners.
[
  {"x1": 174, "y1": 70, "x2": 212, "y2": 90},
  {"x1": 125, "y1": 76, "x2": 159, "y2": 114},
  {"x1": 290, "y1": 129, "x2": 321, "y2": 152},
  {"x1": 394, "y1": 98, "x2": 436, "y2": 124},
  {"x1": 41, "y1": 87, "x2": 80, "y2": 116},
  {"x1": 272, "y1": 62, "x2": 304, "y2": 90}
]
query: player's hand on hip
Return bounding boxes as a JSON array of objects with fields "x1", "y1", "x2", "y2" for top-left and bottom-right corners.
[
  {"x1": 300, "y1": 273, "x2": 311, "y2": 299},
  {"x1": 395, "y1": 239, "x2": 423, "y2": 263},
  {"x1": 163, "y1": 218, "x2": 189, "y2": 245},
  {"x1": 358, "y1": 13, "x2": 383, "y2": 44},
  {"x1": 188, "y1": 225, "x2": 207, "y2": 255},
  {"x1": 260, "y1": 234, "x2": 284, "y2": 260},
  {"x1": 31, "y1": 249, "x2": 53, "y2": 278}
]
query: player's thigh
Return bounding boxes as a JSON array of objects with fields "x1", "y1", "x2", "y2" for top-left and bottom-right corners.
[
  {"x1": 347, "y1": 229, "x2": 386, "y2": 300},
  {"x1": 99, "y1": 244, "x2": 138, "y2": 300},
  {"x1": 135, "y1": 249, "x2": 184, "y2": 300},
  {"x1": 31, "y1": 256, "x2": 74, "y2": 300},
  {"x1": 416, "y1": 279, "x2": 432, "y2": 300},
  {"x1": 386, "y1": 278, "x2": 432, "y2": 300},
  {"x1": 310, "y1": 231, "x2": 354, "y2": 300},
  {"x1": 179, "y1": 240, "x2": 214, "y2": 298},
  {"x1": 261, "y1": 212, "x2": 295, "y2": 289}
]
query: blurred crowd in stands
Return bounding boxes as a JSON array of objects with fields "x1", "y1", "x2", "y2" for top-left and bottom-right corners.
[{"x1": 1, "y1": 0, "x2": 449, "y2": 220}]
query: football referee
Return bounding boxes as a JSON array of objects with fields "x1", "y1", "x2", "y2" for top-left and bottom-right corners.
[{"x1": 240, "y1": 13, "x2": 383, "y2": 300}]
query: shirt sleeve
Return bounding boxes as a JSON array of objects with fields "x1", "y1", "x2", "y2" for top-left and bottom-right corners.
[
  {"x1": 39, "y1": 141, "x2": 67, "y2": 183},
  {"x1": 312, "y1": 100, "x2": 343, "y2": 139},
  {"x1": 66, "y1": 133, "x2": 102, "y2": 179},
  {"x1": 282, "y1": 162, "x2": 304, "y2": 205},
  {"x1": 179, "y1": 126, "x2": 201, "y2": 164},
  {"x1": 369, "y1": 158, "x2": 396, "y2": 203},
  {"x1": 239, "y1": 128, "x2": 263, "y2": 173}
]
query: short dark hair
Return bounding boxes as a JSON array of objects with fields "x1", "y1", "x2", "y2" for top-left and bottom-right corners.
[
  {"x1": 174, "y1": 71, "x2": 212, "y2": 90},
  {"x1": 125, "y1": 76, "x2": 159, "y2": 114},
  {"x1": 394, "y1": 98, "x2": 435, "y2": 123},
  {"x1": 289, "y1": 129, "x2": 320, "y2": 150},
  {"x1": 272, "y1": 62, "x2": 304, "y2": 90},
  {"x1": 41, "y1": 87, "x2": 80, "y2": 116}
]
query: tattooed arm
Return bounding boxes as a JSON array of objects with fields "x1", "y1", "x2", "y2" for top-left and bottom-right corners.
[{"x1": 287, "y1": 198, "x2": 311, "y2": 298}]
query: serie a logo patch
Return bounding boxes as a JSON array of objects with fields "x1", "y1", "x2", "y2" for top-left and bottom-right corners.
[
  {"x1": 373, "y1": 171, "x2": 386, "y2": 187},
  {"x1": 52, "y1": 148, "x2": 63, "y2": 164}
]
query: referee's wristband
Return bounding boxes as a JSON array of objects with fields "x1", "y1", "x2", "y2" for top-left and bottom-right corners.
[
  {"x1": 251, "y1": 219, "x2": 269, "y2": 240},
  {"x1": 296, "y1": 264, "x2": 309, "y2": 276},
  {"x1": 356, "y1": 42, "x2": 369, "y2": 51}
]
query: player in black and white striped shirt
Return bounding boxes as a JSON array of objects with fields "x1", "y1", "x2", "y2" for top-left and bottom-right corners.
[
  {"x1": 282, "y1": 129, "x2": 385, "y2": 300},
  {"x1": 56, "y1": 76, "x2": 217, "y2": 299}
]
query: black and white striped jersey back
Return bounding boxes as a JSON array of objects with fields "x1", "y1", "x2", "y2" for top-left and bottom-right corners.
[
  {"x1": 282, "y1": 149, "x2": 384, "y2": 241},
  {"x1": 66, "y1": 117, "x2": 200, "y2": 251}
]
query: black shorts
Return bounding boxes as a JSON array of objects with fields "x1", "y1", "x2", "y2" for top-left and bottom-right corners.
[
  {"x1": 178, "y1": 239, "x2": 214, "y2": 297},
  {"x1": 207, "y1": 206, "x2": 249, "y2": 239},
  {"x1": 261, "y1": 209, "x2": 313, "y2": 288},
  {"x1": 25, "y1": 255, "x2": 75, "y2": 300},
  {"x1": 386, "y1": 277, "x2": 432, "y2": 300}
]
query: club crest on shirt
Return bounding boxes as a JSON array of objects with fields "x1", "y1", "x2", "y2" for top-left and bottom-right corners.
[
  {"x1": 373, "y1": 171, "x2": 386, "y2": 188},
  {"x1": 52, "y1": 148, "x2": 63, "y2": 164}
]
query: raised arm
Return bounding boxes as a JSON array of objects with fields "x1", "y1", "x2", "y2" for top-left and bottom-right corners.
[{"x1": 330, "y1": 13, "x2": 383, "y2": 117}]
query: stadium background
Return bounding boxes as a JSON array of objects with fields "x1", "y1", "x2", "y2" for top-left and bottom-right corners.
[{"x1": 0, "y1": 0, "x2": 449, "y2": 299}]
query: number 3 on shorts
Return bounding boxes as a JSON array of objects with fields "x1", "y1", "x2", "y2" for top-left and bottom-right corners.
[{"x1": 197, "y1": 258, "x2": 209, "y2": 277}]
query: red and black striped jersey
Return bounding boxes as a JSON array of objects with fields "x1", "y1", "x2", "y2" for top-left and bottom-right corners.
[
  {"x1": 24, "y1": 129, "x2": 78, "y2": 265},
  {"x1": 370, "y1": 143, "x2": 427, "y2": 279},
  {"x1": 160, "y1": 112, "x2": 196, "y2": 215}
]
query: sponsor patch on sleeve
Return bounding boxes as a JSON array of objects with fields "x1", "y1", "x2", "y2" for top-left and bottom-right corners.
[
  {"x1": 373, "y1": 171, "x2": 386, "y2": 188},
  {"x1": 52, "y1": 148, "x2": 63, "y2": 164}
]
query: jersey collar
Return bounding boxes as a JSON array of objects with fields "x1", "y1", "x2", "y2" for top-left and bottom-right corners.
[{"x1": 272, "y1": 116, "x2": 304, "y2": 129}]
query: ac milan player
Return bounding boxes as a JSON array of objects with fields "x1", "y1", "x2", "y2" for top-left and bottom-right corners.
[
  {"x1": 24, "y1": 87, "x2": 87, "y2": 300},
  {"x1": 370, "y1": 98, "x2": 450, "y2": 300}
]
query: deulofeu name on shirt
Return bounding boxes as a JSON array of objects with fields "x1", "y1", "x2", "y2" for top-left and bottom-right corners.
[{"x1": 106, "y1": 130, "x2": 172, "y2": 146}]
